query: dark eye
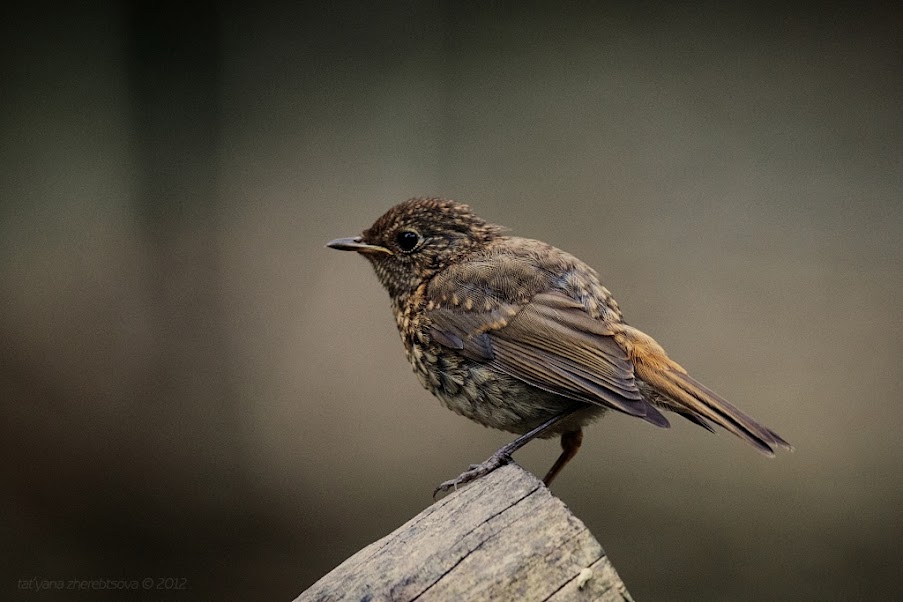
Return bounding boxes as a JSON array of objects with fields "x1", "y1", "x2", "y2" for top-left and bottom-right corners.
[{"x1": 395, "y1": 230, "x2": 421, "y2": 252}]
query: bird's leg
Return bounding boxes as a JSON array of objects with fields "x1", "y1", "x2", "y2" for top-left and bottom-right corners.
[
  {"x1": 543, "y1": 428, "x2": 583, "y2": 486},
  {"x1": 433, "y1": 406, "x2": 582, "y2": 499}
]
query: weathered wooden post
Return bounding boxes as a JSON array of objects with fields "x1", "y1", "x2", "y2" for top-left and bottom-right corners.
[{"x1": 296, "y1": 463, "x2": 632, "y2": 601}]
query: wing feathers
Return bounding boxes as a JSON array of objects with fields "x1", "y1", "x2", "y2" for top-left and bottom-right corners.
[{"x1": 428, "y1": 291, "x2": 669, "y2": 427}]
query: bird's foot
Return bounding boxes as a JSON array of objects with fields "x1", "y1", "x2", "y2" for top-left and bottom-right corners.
[{"x1": 433, "y1": 451, "x2": 512, "y2": 500}]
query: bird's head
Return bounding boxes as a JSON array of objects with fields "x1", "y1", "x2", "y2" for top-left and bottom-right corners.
[{"x1": 327, "y1": 198, "x2": 504, "y2": 299}]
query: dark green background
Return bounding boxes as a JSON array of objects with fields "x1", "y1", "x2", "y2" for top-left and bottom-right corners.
[{"x1": 3, "y1": 2, "x2": 901, "y2": 600}]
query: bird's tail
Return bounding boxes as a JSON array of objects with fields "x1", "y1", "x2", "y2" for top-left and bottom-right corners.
[{"x1": 614, "y1": 325, "x2": 792, "y2": 456}]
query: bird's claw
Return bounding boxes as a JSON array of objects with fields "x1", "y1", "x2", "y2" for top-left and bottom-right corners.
[{"x1": 432, "y1": 452, "x2": 512, "y2": 500}]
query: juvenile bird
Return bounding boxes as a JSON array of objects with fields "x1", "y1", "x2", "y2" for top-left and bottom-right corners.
[{"x1": 327, "y1": 198, "x2": 791, "y2": 496}]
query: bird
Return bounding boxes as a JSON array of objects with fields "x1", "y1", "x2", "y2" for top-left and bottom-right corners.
[{"x1": 327, "y1": 198, "x2": 791, "y2": 497}]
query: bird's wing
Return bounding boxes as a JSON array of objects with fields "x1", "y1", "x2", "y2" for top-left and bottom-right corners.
[{"x1": 425, "y1": 258, "x2": 668, "y2": 427}]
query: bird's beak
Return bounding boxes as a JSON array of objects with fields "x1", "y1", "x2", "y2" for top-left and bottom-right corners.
[{"x1": 326, "y1": 236, "x2": 391, "y2": 255}]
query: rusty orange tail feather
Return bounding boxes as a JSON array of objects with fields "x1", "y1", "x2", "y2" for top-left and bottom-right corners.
[{"x1": 615, "y1": 325, "x2": 792, "y2": 455}]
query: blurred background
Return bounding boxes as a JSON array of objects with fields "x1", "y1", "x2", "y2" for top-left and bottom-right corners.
[{"x1": 2, "y1": 2, "x2": 901, "y2": 600}]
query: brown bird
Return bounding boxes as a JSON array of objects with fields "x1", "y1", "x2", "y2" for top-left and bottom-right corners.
[{"x1": 327, "y1": 198, "x2": 791, "y2": 497}]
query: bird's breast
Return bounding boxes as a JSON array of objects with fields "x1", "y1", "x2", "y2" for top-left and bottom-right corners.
[{"x1": 399, "y1": 321, "x2": 600, "y2": 435}]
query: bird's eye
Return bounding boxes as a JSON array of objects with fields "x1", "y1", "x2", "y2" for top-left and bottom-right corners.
[{"x1": 395, "y1": 230, "x2": 421, "y2": 253}]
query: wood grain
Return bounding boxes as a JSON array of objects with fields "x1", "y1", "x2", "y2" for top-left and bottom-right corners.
[{"x1": 296, "y1": 464, "x2": 632, "y2": 602}]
